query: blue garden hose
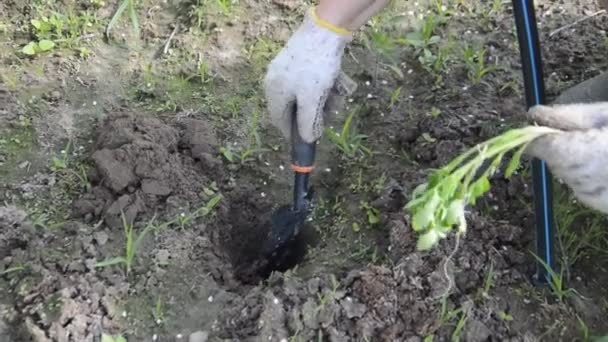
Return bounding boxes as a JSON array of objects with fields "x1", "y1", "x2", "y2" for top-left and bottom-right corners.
[{"x1": 512, "y1": 0, "x2": 556, "y2": 284}]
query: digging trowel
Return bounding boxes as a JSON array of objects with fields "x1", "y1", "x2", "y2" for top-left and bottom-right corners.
[{"x1": 261, "y1": 104, "x2": 317, "y2": 262}]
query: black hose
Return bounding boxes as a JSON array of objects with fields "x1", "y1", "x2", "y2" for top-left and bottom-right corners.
[{"x1": 512, "y1": 0, "x2": 556, "y2": 284}]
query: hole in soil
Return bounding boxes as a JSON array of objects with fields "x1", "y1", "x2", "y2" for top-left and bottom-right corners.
[{"x1": 220, "y1": 198, "x2": 319, "y2": 284}]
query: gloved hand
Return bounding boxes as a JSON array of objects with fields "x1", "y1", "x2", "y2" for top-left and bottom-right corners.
[
  {"x1": 524, "y1": 102, "x2": 608, "y2": 214},
  {"x1": 263, "y1": 9, "x2": 353, "y2": 144}
]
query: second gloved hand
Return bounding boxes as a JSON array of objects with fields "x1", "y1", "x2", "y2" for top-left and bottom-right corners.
[
  {"x1": 264, "y1": 8, "x2": 353, "y2": 144},
  {"x1": 524, "y1": 102, "x2": 608, "y2": 214}
]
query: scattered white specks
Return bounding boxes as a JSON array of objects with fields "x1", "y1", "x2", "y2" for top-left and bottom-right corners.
[
  {"x1": 273, "y1": 297, "x2": 280, "y2": 305},
  {"x1": 264, "y1": 162, "x2": 270, "y2": 166},
  {"x1": 493, "y1": 205, "x2": 499, "y2": 211},
  {"x1": 365, "y1": 81, "x2": 371, "y2": 86},
  {"x1": 280, "y1": 339, "x2": 288, "y2": 342},
  {"x1": 93, "y1": 101, "x2": 97, "y2": 106},
  {"x1": 381, "y1": 80, "x2": 388, "y2": 85},
  {"x1": 576, "y1": 276, "x2": 582, "y2": 281},
  {"x1": 208, "y1": 295, "x2": 214, "y2": 302},
  {"x1": 180, "y1": 212, "x2": 186, "y2": 217},
  {"x1": 367, "y1": 93, "x2": 374, "y2": 99},
  {"x1": 324, "y1": 168, "x2": 331, "y2": 173},
  {"x1": 147, "y1": 83, "x2": 152, "y2": 87},
  {"x1": 380, "y1": 113, "x2": 385, "y2": 117},
  {"x1": 407, "y1": 69, "x2": 413, "y2": 74},
  {"x1": 346, "y1": 296, "x2": 352, "y2": 302},
  {"x1": 176, "y1": 333, "x2": 183, "y2": 339},
  {"x1": 261, "y1": 192, "x2": 266, "y2": 198},
  {"x1": 121, "y1": 311, "x2": 127, "y2": 318},
  {"x1": 279, "y1": 165, "x2": 285, "y2": 171},
  {"x1": 523, "y1": 298, "x2": 531, "y2": 304},
  {"x1": 263, "y1": 181, "x2": 267, "y2": 185},
  {"x1": 408, "y1": 95, "x2": 414, "y2": 99},
  {"x1": 463, "y1": 86, "x2": 469, "y2": 91},
  {"x1": 153, "y1": 334, "x2": 158, "y2": 341},
  {"x1": 82, "y1": 103, "x2": 87, "y2": 107},
  {"x1": 408, "y1": 10, "x2": 414, "y2": 16},
  {"x1": 156, "y1": 319, "x2": 162, "y2": 325},
  {"x1": 348, "y1": 98, "x2": 354, "y2": 103}
]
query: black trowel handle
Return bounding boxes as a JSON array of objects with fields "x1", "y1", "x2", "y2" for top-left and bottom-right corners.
[{"x1": 290, "y1": 110, "x2": 316, "y2": 213}]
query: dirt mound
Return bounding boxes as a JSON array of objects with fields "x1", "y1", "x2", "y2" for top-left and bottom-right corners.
[{"x1": 73, "y1": 113, "x2": 220, "y2": 228}]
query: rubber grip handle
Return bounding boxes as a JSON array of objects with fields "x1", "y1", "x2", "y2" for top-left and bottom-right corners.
[{"x1": 290, "y1": 108, "x2": 316, "y2": 212}]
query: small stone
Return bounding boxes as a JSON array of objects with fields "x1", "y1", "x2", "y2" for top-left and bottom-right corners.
[
  {"x1": 189, "y1": 331, "x2": 209, "y2": 342},
  {"x1": 93, "y1": 231, "x2": 109, "y2": 245}
]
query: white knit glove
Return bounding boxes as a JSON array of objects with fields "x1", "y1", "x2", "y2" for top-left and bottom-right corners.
[
  {"x1": 525, "y1": 102, "x2": 608, "y2": 214},
  {"x1": 264, "y1": 9, "x2": 353, "y2": 144}
]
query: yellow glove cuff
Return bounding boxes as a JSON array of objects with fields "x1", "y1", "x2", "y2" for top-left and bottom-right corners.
[{"x1": 310, "y1": 8, "x2": 352, "y2": 36}]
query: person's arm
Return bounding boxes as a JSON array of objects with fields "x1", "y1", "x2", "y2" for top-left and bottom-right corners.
[{"x1": 316, "y1": 0, "x2": 391, "y2": 31}]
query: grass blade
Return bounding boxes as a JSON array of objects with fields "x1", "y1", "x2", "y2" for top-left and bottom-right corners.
[
  {"x1": 106, "y1": 0, "x2": 130, "y2": 37},
  {"x1": 96, "y1": 257, "x2": 126, "y2": 268}
]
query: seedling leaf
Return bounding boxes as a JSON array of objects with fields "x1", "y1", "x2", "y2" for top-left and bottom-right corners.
[
  {"x1": 96, "y1": 257, "x2": 126, "y2": 267},
  {"x1": 22, "y1": 42, "x2": 37, "y2": 55},
  {"x1": 38, "y1": 40, "x2": 55, "y2": 51}
]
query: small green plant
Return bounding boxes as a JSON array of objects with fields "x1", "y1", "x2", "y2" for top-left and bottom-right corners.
[
  {"x1": 389, "y1": 86, "x2": 402, "y2": 109},
  {"x1": 101, "y1": 334, "x2": 127, "y2": 342},
  {"x1": 530, "y1": 252, "x2": 576, "y2": 301},
  {"x1": 96, "y1": 212, "x2": 156, "y2": 275},
  {"x1": 215, "y1": 0, "x2": 238, "y2": 16},
  {"x1": 22, "y1": 6, "x2": 99, "y2": 56},
  {"x1": 106, "y1": 0, "x2": 139, "y2": 39},
  {"x1": 360, "y1": 201, "x2": 380, "y2": 225},
  {"x1": 451, "y1": 310, "x2": 468, "y2": 342},
  {"x1": 498, "y1": 311, "x2": 513, "y2": 321},
  {"x1": 462, "y1": 45, "x2": 496, "y2": 85},
  {"x1": 324, "y1": 110, "x2": 372, "y2": 159},
  {"x1": 406, "y1": 126, "x2": 559, "y2": 250},
  {"x1": 554, "y1": 184, "x2": 608, "y2": 280},
  {"x1": 404, "y1": 14, "x2": 441, "y2": 52},
  {"x1": 22, "y1": 39, "x2": 55, "y2": 56},
  {"x1": 152, "y1": 296, "x2": 164, "y2": 325},
  {"x1": 219, "y1": 144, "x2": 268, "y2": 164}
]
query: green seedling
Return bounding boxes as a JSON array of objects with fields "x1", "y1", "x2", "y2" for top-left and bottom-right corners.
[
  {"x1": 404, "y1": 14, "x2": 441, "y2": 52},
  {"x1": 406, "y1": 126, "x2": 559, "y2": 251},
  {"x1": 22, "y1": 40, "x2": 55, "y2": 56},
  {"x1": 554, "y1": 184, "x2": 608, "y2": 279},
  {"x1": 451, "y1": 310, "x2": 468, "y2": 342},
  {"x1": 462, "y1": 45, "x2": 496, "y2": 85},
  {"x1": 152, "y1": 296, "x2": 164, "y2": 325},
  {"x1": 95, "y1": 212, "x2": 157, "y2": 275},
  {"x1": 1, "y1": 265, "x2": 26, "y2": 276},
  {"x1": 101, "y1": 334, "x2": 127, "y2": 342},
  {"x1": 360, "y1": 201, "x2": 381, "y2": 225},
  {"x1": 324, "y1": 110, "x2": 372, "y2": 159},
  {"x1": 219, "y1": 145, "x2": 269, "y2": 164},
  {"x1": 530, "y1": 252, "x2": 576, "y2": 301},
  {"x1": 106, "y1": 0, "x2": 139, "y2": 39},
  {"x1": 215, "y1": 0, "x2": 238, "y2": 16},
  {"x1": 389, "y1": 86, "x2": 402, "y2": 109},
  {"x1": 498, "y1": 311, "x2": 513, "y2": 321}
]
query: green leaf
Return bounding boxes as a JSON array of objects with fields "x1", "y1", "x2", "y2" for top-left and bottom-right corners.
[
  {"x1": 505, "y1": 144, "x2": 527, "y2": 178},
  {"x1": 101, "y1": 334, "x2": 115, "y2": 342},
  {"x1": 31, "y1": 19, "x2": 42, "y2": 30},
  {"x1": 412, "y1": 190, "x2": 440, "y2": 231},
  {"x1": 417, "y1": 230, "x2": 440, "y2": 251},
  {"x1": 116, "y1": 336, "x2": 127, "y2": 342},
  {"x1": 95, "y1": 257, "x2": 126, "y2": 268},
  {"x1": 22, "y1": 42, "x2": 37, "y2": 55},
  {"x1": 468, "y1": 177, "x2": 490, "y2": 205},
  {"x1": 38, "y1": 39, "x2": 55, "y2": 51},
  {"x1": 445, "y1": 199, "x2": 464, "y2": 226},
  {"x1": 439, "y1": 175, "x2": 460, "y2": 200}
]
